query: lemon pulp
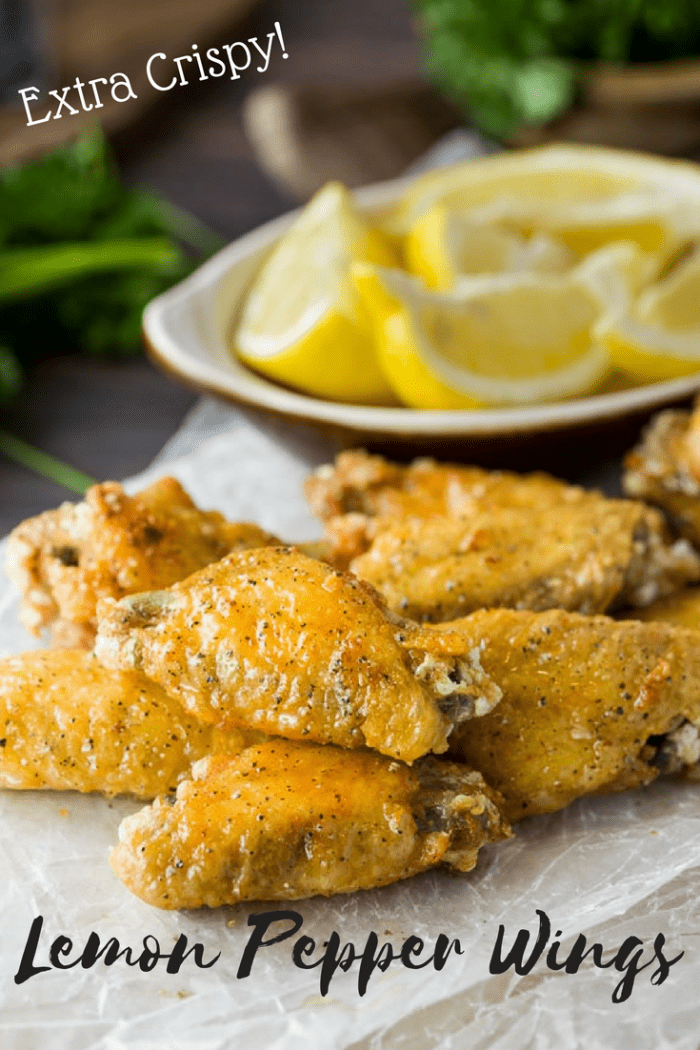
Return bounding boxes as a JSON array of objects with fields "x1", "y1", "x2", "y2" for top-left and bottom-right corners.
[{"x1": 234, "y1": 182, "x2": 398, "y2": 404}]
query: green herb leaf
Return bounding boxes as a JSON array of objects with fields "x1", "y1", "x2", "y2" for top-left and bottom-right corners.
[
  {"x1": 0, "y1": 127, "x2": 123, "y2": 246},
  {"x1": 415, "y1": 0, "x2": 700, "y2": 138},
  {"x1": 0, "y1": 128, "x2": 223, "y2": 398},
  {"x1": 0, "y1": 430, "x2": 96, "y2": 495}
]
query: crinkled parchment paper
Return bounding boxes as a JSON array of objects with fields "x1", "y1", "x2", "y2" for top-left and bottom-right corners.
[{"x1": 1, "y1": 420, "x2": 699, "y2": 1050}]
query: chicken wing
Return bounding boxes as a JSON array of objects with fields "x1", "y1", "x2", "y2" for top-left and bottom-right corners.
[
  {"x1": 306, "y1": 449, "x2": 579, "y2": 523},
  {"x1": 624, "y1": 400, "x2": 700, "y2": 546},
  {"x1": 630, "y1": 586, "x2": 700, "y2": 629},
  {"x1": 349, "y1": 500, "x2": 700, "y2": 622},
  {"x1": 109, "y1": 740, "x2": 511, "y2": 909},
  {"x1": 6, "y1": 476, "x2": 279, "y2": 646},
  {"x1": 94, "y1": 546, "x2": 502, "y2": 763},
  {"x1": 445, "y1": 608, "x2": 700, "y2": 820},
  {"x1": 306, "y1": 450, "x2": 589, "y2": 564},
  {"x1": 0, "y1": 649, "x2": 260, "y2": 799}
]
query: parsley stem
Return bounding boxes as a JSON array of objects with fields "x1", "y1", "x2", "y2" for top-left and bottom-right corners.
[
  {"x1": 152, "y1": 199, "x2": 227, "y2": 256},
  {"x1": 0, "y1": 239, "x2": 184, "y2": 303},
  {"x1": 0, "y1": 431, "x2": 96, "y2": 495}
]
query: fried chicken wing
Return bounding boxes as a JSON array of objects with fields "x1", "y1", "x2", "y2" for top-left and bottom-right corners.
[
  {"x1": 306, "y1": 449, "x2": 579, "y2": 523},
  {"x1": 0, "y1": 649, "x2": 260, "y2": 799},
  {"x1": 110, "y1": 740, "x2": 511, "y2": 909},
  {"x1": 6, "y1": 477, "x2": 279, "y2": 646},
  {"x1": 94, "y1": 547, "x2": 502, "y2": 763},
  {"x1": 349, "y1": 500, "x2": 700, "y2": 622},
  {"x1": 631, "y1": 586, "x2": 700, "y2": 629},
  {"x1": 306, "y1": 450, "x2": 589, "y2": 564},
  {"x1": 445, "y1": 608, "x2": 700, "y2": 820},
  {"x1": 624, "y1": 400, "x2": 700, "y2": 546}
]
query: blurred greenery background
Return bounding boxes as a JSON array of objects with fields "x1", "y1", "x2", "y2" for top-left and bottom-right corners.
[{"x1": 3, "y1": 0, "x2": 700, "y2": 528}]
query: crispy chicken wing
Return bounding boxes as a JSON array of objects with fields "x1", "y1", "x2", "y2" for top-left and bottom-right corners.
[
  {"x1": 306, "y1": 450, "x2": 589, "y2": 564},
  {"x1": 0, "y1": 649, "x2": 260, "y2": 799},
  {"x1": 94, "y1": 547, "x2": 502, "y2": 763},
  {"x1": 624, "y1": 400, "x2": 700, "y2": 546},
  {"x1": 349, "y1": 500, "x2": 700, "y2": 622},
  {"x1": 631, "y1": 586, "x2": 700, "y2": 629},
  {"x1": 306, "y1": 449, "x2": 579, "y2": 523},
  {"x1": 110, "y1": 740, "x2": 511, "y2": 908},
  {"x1": 446, "y1": 608, "x2": 700, "y2": 820},
  {"x1": 6, "y1": 477, "x2": 279, "y2": 646}
]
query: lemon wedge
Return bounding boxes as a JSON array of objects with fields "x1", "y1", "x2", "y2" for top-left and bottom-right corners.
[
  {"x1": 637, "y1": 247, "x2": 700, "y2": 328},
  {"x1": 385, "y1": 146, "x2": 700, "y2": 272},
  {"x1": 385, "y1": 146, "x2": 641, "y2": 236},
  {"x1": 575, "y1": 240, "x2": 659, "y2": 305},
  {"x1": 404, "y1": 203, "x2": 575, "y2": 290},
  {"x1": 234, "y1": 182, "x2": 398, "y2": 404},
  {"x1": 469, "y1": 191, "x2": 692, "y2": 261},
  {"x1": 597, "y1": 248, "x2": 700, "y2": 380},
  {"x1": 353, "y1": 256, "x2": 621, "y2": 409}
]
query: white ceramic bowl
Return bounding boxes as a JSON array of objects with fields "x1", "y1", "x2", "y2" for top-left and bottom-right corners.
[{"x1": 143, "y1": 155, "x2": 700, "y2": 450}]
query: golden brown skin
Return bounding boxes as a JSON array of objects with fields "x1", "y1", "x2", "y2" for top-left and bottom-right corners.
[
  {"x1": 624, "y1": 401, "x2": 700, "y2": 547},
  {"x1": 110, "y1": 740, "x2": 512, "y2": 909},
  {"x1": 350, "y1": 500, "x2": 700, "y2": 623},
  {"x1": 446, "y1": 608, "x2": 700, "y2": 821},
  {"x1": 6, "y1": 477, "x2": 279, "y2": 645},
  {"x1": 306, "y1": 450, "x2": 589, "y2": 565},
  {"x1": 632, "y1": 586, "x2": 700, "y2": 629},
  {"x1": 94, "y1": 547, "x2": 502, "y2": 763},
  {"x1": 0, "y1": 649, "x2": 261, "y2": 799},
  {"x1": 306, "y1": 449, "x2": 580, "y2": 523}
]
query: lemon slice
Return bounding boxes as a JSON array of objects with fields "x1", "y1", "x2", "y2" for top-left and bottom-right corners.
[
  {"x1": 385, "y1": 146, "x2": 641, "y2": 236},
  {"x1": 637, "y1": 247, "x2": 700, "y2": 328},
  {"x1": 353, "y1": 261, "x2": 615, "y2": 409},
  {"x1": 404, "y1": 203, "x2": 574, "y2": 290},
  {"x1": 470, "y1": 191, "x2": 693, "y2": 260},
  {"x1": 234, "y1": 182, "x2": 398, "y2": 404},
  {"x1": 575, "y1": 240, "x2": 659, "y2": 306},
  {"x1": 385, "y1": 146, "x2": 700, "y2": 272},
  {"x1": 597, "y1": 248, "x2": 700, "y2": 380}
]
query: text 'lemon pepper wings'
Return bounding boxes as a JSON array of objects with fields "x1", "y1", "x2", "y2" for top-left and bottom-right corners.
[
  {"x1": 6, "y1": 476, "x2": 280, "y2": 646},
  {"x1": 110, "y1": 740, "x2": 512, "y2": 909},
  {"x1": 445, "y1": 608, "x2": 700, "y2": 820},
  {"x1": 94, "y1": 546, "x2": 502, "y2": 763},
  {"x1": 0, "y1": 649, "x2": 261, "y2": 799}
]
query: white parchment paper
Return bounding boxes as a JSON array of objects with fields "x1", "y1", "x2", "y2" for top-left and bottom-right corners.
[{"x1": 1, "y1": 421, "x2": 699, "y2": 1049}]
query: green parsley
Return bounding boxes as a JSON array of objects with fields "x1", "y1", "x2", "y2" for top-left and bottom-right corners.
[
  {"x1": 0, "y1": 128, "x2": 224, "y2": 405},
  {"x1": 415, "y1": 0, "x2": 700, "y2": 138}
]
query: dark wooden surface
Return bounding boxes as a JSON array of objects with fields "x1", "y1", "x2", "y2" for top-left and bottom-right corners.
[
  {"x1": 1, "y1": 355, "x2": 200, "y2": 529},
  {"x1": 0, "y1": 0, "x2": 422, "y2": 534}
]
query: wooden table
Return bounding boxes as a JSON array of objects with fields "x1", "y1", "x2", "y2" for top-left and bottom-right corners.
[{"x1": 0, "y1": 0, "x2": 422, "y2": 534}]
